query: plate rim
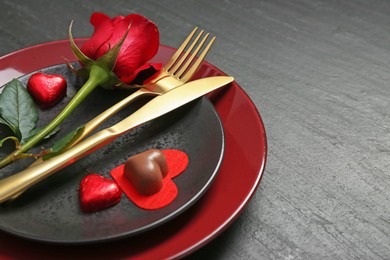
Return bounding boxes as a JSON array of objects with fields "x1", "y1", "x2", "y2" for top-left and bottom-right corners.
[
  {"x1": 0, "y1": 39, "x2": 267, "y2": 259},
  {"x1": 0, "y1": 63, "x2": 225, "y2": 244}
]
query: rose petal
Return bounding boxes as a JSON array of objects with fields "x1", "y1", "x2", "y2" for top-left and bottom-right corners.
[
  {"x1": 80, "y1": 12, "x2": 114, "y2": 60},
  {"x1": 113, "y1": 15, "x2": 159, "y2": 82},
  {"x1": 120, "y1": 62, "x2": 162, "y2": 85},
  {"x1": 80, "y1": 12, "x2": 159, "y2": 84}
]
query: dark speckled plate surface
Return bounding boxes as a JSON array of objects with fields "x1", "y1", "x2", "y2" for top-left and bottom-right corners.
[{"x1": 0, "y1": 63, "x2": 224, "y2": 244}]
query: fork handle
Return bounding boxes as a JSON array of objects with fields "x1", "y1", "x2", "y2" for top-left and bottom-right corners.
[
  {"x1": 0, "y1": 129, "x2": 117, "y2": 203},
  {"x1": 28, "y1": 88, "x2": 153, "y2": 168},
  {"x1": 74, "y1": 88, "x2": 153, "y2": 147}
]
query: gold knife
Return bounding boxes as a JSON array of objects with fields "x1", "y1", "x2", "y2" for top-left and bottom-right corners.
[{"x1": 0, "y1": 76, "x2": 234, "y2": 203}]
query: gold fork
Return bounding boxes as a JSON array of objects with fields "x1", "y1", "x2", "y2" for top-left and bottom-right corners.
[
  {"x1": 30, "y1": 27, "x2": 215, "y2": 166},
  {"x1": 0, "y1": 75, "x2": 233, "y2": 203},
  {"x1": 71, "y1": 27, "x2": 215, "y2": 147}
]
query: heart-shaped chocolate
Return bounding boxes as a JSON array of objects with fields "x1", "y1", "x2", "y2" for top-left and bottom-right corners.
[
  {"x1": 79, "y1": 174, "x2": 122, "y2": 213},
  {"x1": 124, "y1": 149, "x2": 168, "y2": 196},
  {"x1": 111, "y1": 149, "x2": 189, "y2": 210},
  {"x1": 27, "y1": 72, "x2": 67, "y2": 108}
]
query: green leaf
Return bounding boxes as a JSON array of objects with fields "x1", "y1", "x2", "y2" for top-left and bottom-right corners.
[
  {"x1": 25, "y1": 126, "x2": 60, "y2": 143},
  {"x1": 96, "y1": 22, "x2": 132, "y2": 71},
  {"x1": 68, "y1": 21, "x2": 95, "y2": 67},
  {"x1": 0, "y1": 116, "x2": 21, "y2": 139},
  {"x1": 43, "y1": 126, "x2": 61, "y2": 139},
  {"x1": 0, "y1": 117, "x2": 8, "y2": 126},
  {"x1": 42, "y1": 125, "x2": 85, "y2": 160},
  {"x1": 0, "y1": 79, "x2": 38, "y2": 143}
]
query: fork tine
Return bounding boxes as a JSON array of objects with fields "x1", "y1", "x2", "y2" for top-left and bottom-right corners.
[
  {"x1": 174, "y1": 33, "x2": 209, "y2": 77},
  {"x1": 164, "y1": 27, "x2": 198, "y2": 71},
  {"x1": 168, "y1": 29, "x2": 204, "y2": 74},
  {"x1": 179, "y1": 35, "x2": 216, "y2": 82}
]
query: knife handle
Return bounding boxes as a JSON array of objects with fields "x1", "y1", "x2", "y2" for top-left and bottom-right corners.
[{"x1": 0, "y1": 129, "x2": 117, "y2": 203}]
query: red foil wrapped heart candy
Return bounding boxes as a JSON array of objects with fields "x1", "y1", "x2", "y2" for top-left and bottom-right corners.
[
  {"x1": 27, "y1": 72, "x2": 67, "y2": 108},
  {"x1": 79, "y1": 174, "x2": 122, "y2": 213}
]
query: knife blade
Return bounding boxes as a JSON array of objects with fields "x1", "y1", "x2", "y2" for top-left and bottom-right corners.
[{"x1": 0, "y1": 76, "x2": 234, "y2": 203}]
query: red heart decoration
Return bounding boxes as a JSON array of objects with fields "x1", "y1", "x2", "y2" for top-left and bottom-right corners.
[
  {"x1": 27, "y1": 72, "x2": 67, "y2": 109},
  {"x1": 79, "y1": 174, "x2": 122, "y2": 213},
  {"x1": 110, "y1": 149, "x2": 189, "y2": 210}
]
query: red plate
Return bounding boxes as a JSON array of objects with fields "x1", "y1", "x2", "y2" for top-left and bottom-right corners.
[{"x1": 0, "y1": 39, "x2": 267, "y2": 259}]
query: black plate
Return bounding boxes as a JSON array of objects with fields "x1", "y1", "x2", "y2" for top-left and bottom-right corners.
[{"x1": 0, "y1": 64, "x2": 224, "y2": 244}]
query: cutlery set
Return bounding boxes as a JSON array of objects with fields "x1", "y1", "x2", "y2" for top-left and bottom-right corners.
[{"x1": 0, "y1": 28, "x2": 234, "y2": 203}]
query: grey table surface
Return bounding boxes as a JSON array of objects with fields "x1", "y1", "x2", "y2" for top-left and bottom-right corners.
[{"x1": 1, "y1": 0, "x2": 390, "y2": 259}]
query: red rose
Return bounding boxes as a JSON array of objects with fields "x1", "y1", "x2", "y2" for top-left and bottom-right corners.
[
  {"x1": 0, "y1": 12, "x2": 161, "y2": 169},
  {"x1": 80, "y1": 12, "x2": 160, "y2": 84}
]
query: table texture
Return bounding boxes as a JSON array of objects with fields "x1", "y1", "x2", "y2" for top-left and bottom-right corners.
[{"x1": 1, "y1": 0, "x2": 390, "y2": 259}]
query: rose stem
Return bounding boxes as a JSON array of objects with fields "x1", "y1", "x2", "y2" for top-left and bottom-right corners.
[{"x1": 0, "y1": 65, "x2": 110, "y2": 168}]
